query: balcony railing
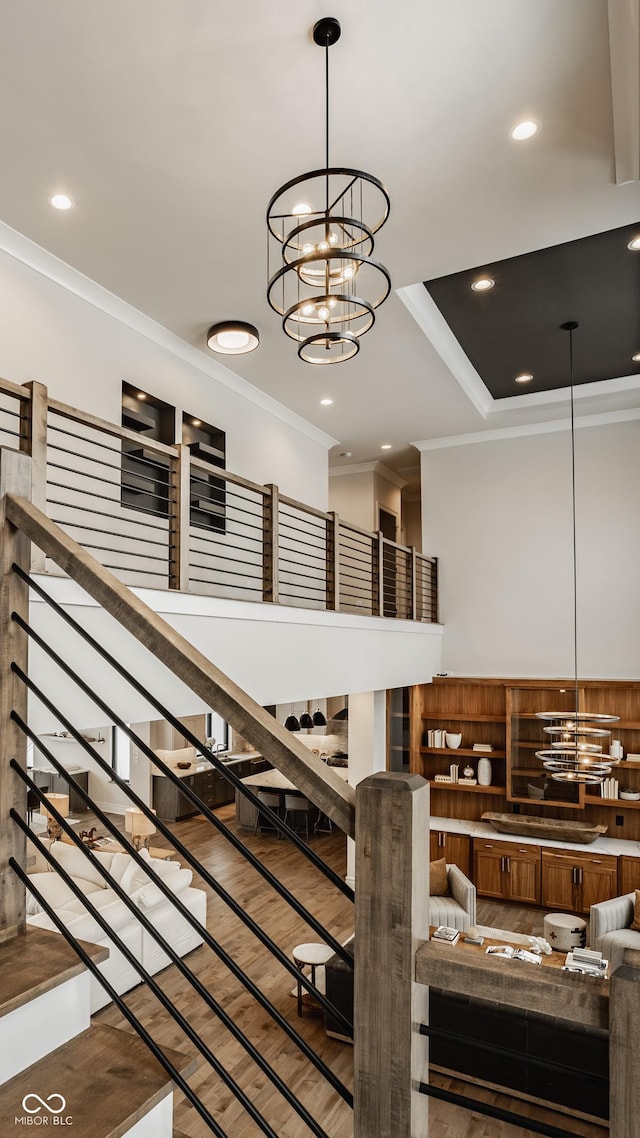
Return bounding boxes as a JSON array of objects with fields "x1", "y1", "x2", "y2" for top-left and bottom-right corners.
[{"x1": 0, "y1": 376, "x2": 438, "y2": 621}]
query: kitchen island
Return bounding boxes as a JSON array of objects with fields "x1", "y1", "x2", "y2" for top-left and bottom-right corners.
[
  {"x1": 152, "y1": 751, "x2": 269, "y2": 821},
  {"x1": 235, "y1": 765, "x2": 349, "y2": 830}
]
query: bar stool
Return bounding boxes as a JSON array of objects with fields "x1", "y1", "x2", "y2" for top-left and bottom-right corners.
[
  {"x1": 292, "y1": 942, "x2": 334, "y2": 1016},
  {"x1": 283, "y1": 793, "x2": 313, "y2": 841},
  {"x1": 253, "y1": 790, "x2": 283, "y2": 837}
]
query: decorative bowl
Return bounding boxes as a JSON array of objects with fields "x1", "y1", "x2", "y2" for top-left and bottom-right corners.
[
  {"x1": 620, "y1": 790, "x2": 640, "y2": 801},
  {"x1": 445, "y1": 733, "x2": 462, "y2": 749},
  {"x1": 177, "y1": 760, "x2": 192, "y2": 770}
]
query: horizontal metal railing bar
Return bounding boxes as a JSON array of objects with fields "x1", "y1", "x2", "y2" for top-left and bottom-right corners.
[
  {"x1": 381, "y1": 535, "x2": 414, "y2": 555},
  {"x1": 11, "y1": 571, "x2": 355, "y2": 909},
  {"x1": 337, "y1": 548, "x2": 373, "y2": 568},
  {"x1": 339, "y1": 518, "x2": 376, "y2": 540},
  {"x1": 278, "y1": 510, "x2": 328, "y2": 536},
  {"x1": 51, "y1": 519, "x2": 169, "y2": 548},
  {"x1": 338, "y1": 567, "x2": 373, "y2": 586},
  {"x1": 188, "y1": 549, "x2": 263, "y2": 570},
  {"x1": 189, "y1": 577, "x2": 260, "y2": 591},
  {"x1": 188, "y1": 527, "x2": 262, "y2": 549},
  {"x1": 278, "y1": 494, "x2": 331, "y2": 522},
  {"x1": 277, "y1": 542, "x2": 326, "y2": 563},
  {"x1": 418, "y1": 1083, "x2": 578, "y2": 1138},
  {"x1": 47, "y1": 478, "x2": 170, "y2": 516},
  {"x1": 277, "y1": 580, "x2": 326, "y2": 596},
  {"x1": 339, "y1": 591, "x2": 373, "y2": 605},
  {"x1": 47, "y1": 460, "x2": 174, "y2": 501},
  {"x1": 188, "y1": 562, "x2": 263, "y2": 582},
  {"x1": 11, "y1": 789, "x2": 335, "y2": 1138},
  {"x1": 189, "y1": 456, "x2": 269, "y2": 497},
  {"x1": 9, "y1": 855, "x2": 230, "y2": 1138},
  {"x1": 10, "y1": 666, "x2": 354, "y2": 1050},
  {"x1": 48, "y1": 418, "x2": 128, "y2": 455},
  {"x1": 48, "y1": 398, "x2": 180, "y2": 456},
  {"x1": 73, "y1": 542, "x2": 169, "y2": 563},
  {"x1": 279, "y1": 506, "x2": 327, "y2": 531},
  {"x1": 191, "y1": 494, "x2": 261, "y2": 524},
  {"x1": 0, "y1": 428, "x2": 25, "y2": 442},
  {"x1": 47, "y1": 498, "x2": 169, "y2": 531},
  {"x1": 0, "y1": 404, "x2": 24, "y2": 419},
  {"x1": 278, "y1": 529, "x2": 328, "y2": 553},
  {"x1": 339, "y1": 529, "x2": 374, "y2": 550},
  {"x1": 277, "y1": 562, "x2": 327, "y2": 583},
  {"x1": 418, "y1": 1023, "x2": 607, "y2": 1084},
  {"x1": 47, "y1": 440, "x2": 171, "y2": 480}
]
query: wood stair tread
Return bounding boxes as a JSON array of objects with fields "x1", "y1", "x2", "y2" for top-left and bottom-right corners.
[
  {"x1": 0, "y1": 927, "x2": 108, "y2": 1020},
  {"x1": 0, "y1": 1023, "x2": 196, "y2": 1138}
]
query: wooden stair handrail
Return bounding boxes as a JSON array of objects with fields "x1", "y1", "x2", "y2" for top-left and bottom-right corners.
[{"x1": 6, "y1": 494, "x2": 356, "y2": 837}]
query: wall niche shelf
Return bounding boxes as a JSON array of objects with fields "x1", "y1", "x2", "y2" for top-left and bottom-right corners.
[{"x1": 420, "y1": 747, "x2": 506, "y2": 759}]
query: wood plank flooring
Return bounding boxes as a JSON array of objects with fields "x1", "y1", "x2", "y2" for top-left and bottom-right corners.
[{"x1": 87, "y1": 807, "x2": 606, "y2": 1138}]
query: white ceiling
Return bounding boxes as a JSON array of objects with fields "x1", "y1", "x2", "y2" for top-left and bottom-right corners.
[{"x1": 1, "y1": 0, "x2": 639, "y2": 474}]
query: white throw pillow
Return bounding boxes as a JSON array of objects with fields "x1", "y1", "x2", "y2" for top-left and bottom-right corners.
[
  {"x1": 119, "y1": 856, "x2": 154, "y2": 897},
  {"x1": 135, "y1": 868, "x2": 193, "y2": 911},
  {"x1": 49, "y1": 842, "x2": 113, "y2": 888},
  {"x1": 139, "y1": 848, "x2": 180, "y2": 878}
]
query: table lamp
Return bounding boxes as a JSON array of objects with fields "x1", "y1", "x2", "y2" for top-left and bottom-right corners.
[
  {"x1": 124, "y1": 807, "x2": 156, "y2": 851},
  {"x1": 40, "y1": 793, "x2": 70, "y2": 841}
]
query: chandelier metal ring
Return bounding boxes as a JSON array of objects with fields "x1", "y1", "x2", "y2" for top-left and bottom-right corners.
[
  {"x1": 266, "y1": 167, "x2": 390, "y2": 243},
  {"x1": 267, "y1": 251, "x2": 391, "y2": 318},
  {"x1": 282, "y1": 295, "x2": 376, "y2": 344},
  {"x1": 298, "y1": 329, "x2": 360, "y2": 365}
]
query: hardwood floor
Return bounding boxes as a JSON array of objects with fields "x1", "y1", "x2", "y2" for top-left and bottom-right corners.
[{"x1": 86, "y1": 807, "x2": 606, "y2": 1138}]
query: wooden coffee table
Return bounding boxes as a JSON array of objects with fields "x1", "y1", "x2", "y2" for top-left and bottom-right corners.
[{"x1": 430, "y1": 927, "x2": 567, "y2": 970}]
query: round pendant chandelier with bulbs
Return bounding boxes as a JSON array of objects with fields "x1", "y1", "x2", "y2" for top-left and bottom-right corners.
[
  {"x1": 266, "y1": 17, "x2": 391, "y2": 365},
  {"x1": 535, "y1": 322, "x2": 618, "y2": 784}
]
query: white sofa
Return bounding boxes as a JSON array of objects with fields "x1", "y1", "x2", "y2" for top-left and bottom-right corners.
[{"x1": 26, "y1": 841, "x2": 207, "y2": 1012}]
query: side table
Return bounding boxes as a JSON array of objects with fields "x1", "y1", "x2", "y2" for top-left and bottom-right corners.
[{"x1": 292, "y1": 942, "x2": 334, "y2": 1016}]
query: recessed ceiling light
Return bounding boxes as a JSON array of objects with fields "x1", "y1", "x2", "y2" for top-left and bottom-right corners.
[
  {"x1": 381, "y1": 443, "x2": 392, "y2": 450},
  {"x1": 340, "y1": 451, "x2": 352, "y2": 457},
  {"x1": 192, "y1": 419, "x2": 202, "y2": 427},
  {"x1": 515, "y1": 373, "x2": 534, "y2": 384},
  {"x1": 632, "y1": 353, "x2": 640, "y2": 363},
  {"x1": 136, "y1": 392, "x2": 147, "y2": 400},
  {"x1": 207, "y1": 321, "x2": 260, "y2": 355},
  {"x1": 49, "y1": 193, "x2": 74, "y2": 210},
  {"x1": 627, "y1": 236, "x2": 640, "y2": 251},
  {"x1": 471, "y1": 277, "x2": 495, "y2": 292},
  {"x1": 320, "y1": 398, "x2": 333, "y2": 406},
  {"x1": 510, "y1": 120, "x2": 539, "y2": 141},
  {"x1": 292, "y1": 202, "x2": 312, "y2": 216}
]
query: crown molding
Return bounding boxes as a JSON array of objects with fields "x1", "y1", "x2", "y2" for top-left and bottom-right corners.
[
  {"x1": 329, "y1": 460, "x2": 407, "y2": 487},
  {"x1": 413, "y1": 406, "x2": 640, "y2": 451},
  {"x1": 0, "y1": 220, "x2": 338, "y2": 450}
]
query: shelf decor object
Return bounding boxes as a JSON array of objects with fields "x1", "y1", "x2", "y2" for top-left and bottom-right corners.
[
  {"x1": 482, "y1": 812, "x2": 607, "y2": 845},
  {"x1": 266, "y1": 17, "x2": 390, "y2": 365},
  {"x1": 534, "y1": 324, "x2": 618, "y2": 784}
]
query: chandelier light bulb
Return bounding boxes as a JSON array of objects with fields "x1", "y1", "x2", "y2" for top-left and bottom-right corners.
[
  {"x1": 317, "y1": 306, "x2": 330, "y2": 320},
  {"x1": 303, "y1": 243, "x2": 314, "y2": 255},
  {"x1": 301, "y1": 303, "x2": 314, "y2": 316},
  {"x1": 293, "y1": 202, "x2": 312, "y2": 216},
  {"x1": 329, "y1": 232, "x2": 339, "y2": 245}
]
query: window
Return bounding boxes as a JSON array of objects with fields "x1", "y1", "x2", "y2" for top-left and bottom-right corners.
[
  {"x1": 112, "y1": 727, "x2": 131, "y2": 781},
  {"x1": 206, "y1": 711, "x2": 229, "y2": 751}
]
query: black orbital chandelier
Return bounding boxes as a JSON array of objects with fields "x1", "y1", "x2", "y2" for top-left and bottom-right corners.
[{"x1": 266, "y1": 17, "x2": 391, "y2": 365}]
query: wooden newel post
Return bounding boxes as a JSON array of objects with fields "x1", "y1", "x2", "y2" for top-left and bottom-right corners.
[
  {"x1": 609, "y1": 948, "x2": 640, "y2": 1138},
  {"x1": 0, "y1": 448, "x2": 32, "y2": 942},
  {"x1": 168, "y1": 443, "x2": 190, "y2": 591},
  {"x1": 354, "y1": 772, "x2": 431, "y2": 1138},
  {"x1": 262, "y1": 484, "x2": 279, "y2": 603},
  {"x1": 23, "y1": 381, "x2": 48, "y2": 573}
]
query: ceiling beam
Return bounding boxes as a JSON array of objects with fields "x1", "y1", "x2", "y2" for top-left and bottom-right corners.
[{"x1": 607, "y1": 0, "x2": 640, "y2": 184}]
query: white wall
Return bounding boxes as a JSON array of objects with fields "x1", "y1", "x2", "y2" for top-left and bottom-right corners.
[
  {"x1": 0, "y1": 229, "x2": 332, "y2": 508},
  {"x1": 27, "y1": 576, "x2": 442, "y2": 734},
  {"x1": 421, "y1": 419, "x2": 640, "y2": 679},
  {"x1": 329, "y1": 469, "x2": 375, "y2": 530}
]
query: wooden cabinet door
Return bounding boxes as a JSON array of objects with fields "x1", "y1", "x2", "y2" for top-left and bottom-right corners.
[
  {"x1": 541, "y1": 852, "x2": 577, "y2": 911},
  {"x1": 579, "y1": 856, "x2": 617, "y2": 912},
  {"x1": 474, "y1": 846, "x2": 506, "y2": 899},
  {"x1": 619, "y1": 855, "x2": 640, "y2": 896},
  {"x1": 506, "y1": 846, "x2": 541, "y2": 905},
  {"x1": 431, "y1": 832, "x2": 470, "y2": 876}
]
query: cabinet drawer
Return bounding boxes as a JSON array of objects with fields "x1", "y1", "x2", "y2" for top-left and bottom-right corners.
[{"x1": 474, "y1": 837, "x2": 523, "y2": 856}]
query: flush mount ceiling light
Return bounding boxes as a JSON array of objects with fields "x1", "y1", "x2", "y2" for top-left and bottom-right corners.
[
  {"x1": 49, "y1": 193, "x2": 74, "y2": 210},
  {"x1": 207, "y1": 321, "x2": 260, "y2": 356},
  {"x1": 633, "y1": 353, "x2": 640, "y2": 363},
  {"x1": 470, "y1": 277, "x2": 495, "y2": 292},
  {"x1": 535, "y1": 322, "x2": 618, "y2": 785},
  {"x1": 266, "y1": 17, "x2": 391, "y2": 365},
  {"x1": 510, "y1": 119, "x2": 540, "y2": 141},
  {"x1": 627, "y1": 236, "x2": 640, "y2": 250}
]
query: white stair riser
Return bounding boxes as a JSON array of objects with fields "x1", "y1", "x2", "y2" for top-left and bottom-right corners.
[
  {"x1": 0, "y1": 973, "x2": 90, "y2": 1083},
  {"x1": 122, "y1": 1093, "x2": 173, "y2": 1138}
]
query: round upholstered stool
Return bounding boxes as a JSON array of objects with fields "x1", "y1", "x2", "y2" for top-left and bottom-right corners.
[
  {"x1": 292, "y1": 942, "x2": 333, "y2": 1016},
  {"x1": 543, "y1": 912, "x2": 587, "y2": 952}
]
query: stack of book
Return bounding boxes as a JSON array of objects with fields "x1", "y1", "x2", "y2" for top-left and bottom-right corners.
[
  {"x1": 472, "y1": 743, "x2": 493, "y2": 752},
  {"x1": 426, "y1": 729, "x2": 446, "y2": 748},
  {"x1": 432, "y1": 926, "x2": 460, "y2": 945},
  {"x1": 601, "y1": 777, "x2": 619, "y2": 799}
]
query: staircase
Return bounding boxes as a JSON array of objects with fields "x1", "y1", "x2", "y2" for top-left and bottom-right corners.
[{"x1": 0, "y1": 928, "x2": 193, "y2": 1138}]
